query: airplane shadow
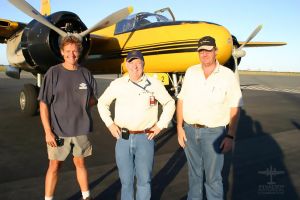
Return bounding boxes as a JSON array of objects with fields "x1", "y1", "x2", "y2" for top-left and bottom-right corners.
[
  {"x1": 221, "y1": 109, "x2": 299, "y2": 200},
  {"x1": 151, "y1": 147, "x2": 186, "y2": 200},
  {"x1": 68, "y1": 109, "x2": 300, "y2": 200},
  {"x1": 291, "y1": 120, "x2": 300, "y2": 130},
  {"x1": 67, "y1": 166, "x2": 118, "y2": 200},
  {"x1": 70, "y1": 126, "x2": 187, "y2": 200}
]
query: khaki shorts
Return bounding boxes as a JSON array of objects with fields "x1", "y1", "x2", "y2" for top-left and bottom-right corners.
[{"x1": 47, "y1": 135, "x2": 92, "y2": 161}]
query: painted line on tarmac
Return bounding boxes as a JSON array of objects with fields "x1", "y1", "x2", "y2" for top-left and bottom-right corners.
[{"x1": 241, "y1": 85, "x2": 300, "y2": 94}]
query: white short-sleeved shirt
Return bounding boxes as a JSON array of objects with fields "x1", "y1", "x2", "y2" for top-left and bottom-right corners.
[
  {"x1": 177, "y1": 62, "x2": 243, "y2": 127},
  {"x1": 97, "y1": 75, "x2": 175, "y2": 130}
]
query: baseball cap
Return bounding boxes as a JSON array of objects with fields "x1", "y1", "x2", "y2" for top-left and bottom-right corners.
[
  {"x1": 197, "y1": 36, "x2": 216, "y2": 51},
  {"x1": 126, "y1": 50, "x2": 144, "y2": 62}
]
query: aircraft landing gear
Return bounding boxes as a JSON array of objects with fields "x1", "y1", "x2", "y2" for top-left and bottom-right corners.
[
  {"x1": 168, "y1": 73, "x2": 183, "y2": 97},
  {"x1": 167, "y1": 73, "x2": 184, "y2": 125},
  {"x1": 19, "y1": 84, "x2": 39, "y2": 116},
  {"x1": 19, "y1": 73, "x2": 42, "y2": 116}
]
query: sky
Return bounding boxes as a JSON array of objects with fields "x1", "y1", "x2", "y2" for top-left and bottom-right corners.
[{"x1": 1, "y1": 0, "x2": 299, "y2": 72}]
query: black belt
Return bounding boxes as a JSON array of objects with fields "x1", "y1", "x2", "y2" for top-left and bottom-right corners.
[{"x1": 190, "y1": 124, "x2": 208, "y2": 128}]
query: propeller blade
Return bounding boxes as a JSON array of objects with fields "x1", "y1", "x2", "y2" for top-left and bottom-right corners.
[
  {"x1": 80, "y1": 6, "x2": 133, "y2": 37},
  {"x1": 232, "y1": 24, "x2": 262, "y2": 65},
  {"x1": 233, "y1": 56, "x2": 240, "y2": 84},
  {"x1": 238, "y1": 24, "x2": 263, "y2": 49},
  {"x1": 8, "y1": 0, "x2": 67, "y2": 37},
  {"x1": 232, "y1": 48, "x2": 246, "y2": 58}
]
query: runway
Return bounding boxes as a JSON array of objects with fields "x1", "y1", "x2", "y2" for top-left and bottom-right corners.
[{"x1": 0, "y1": 73, "x2": 299, "y2": 199}]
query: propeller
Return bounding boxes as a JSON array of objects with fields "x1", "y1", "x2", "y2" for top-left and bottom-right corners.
[
  {"x1": 231, "y1": 24, "x2": 263, "y2": 82},
  {"x1": 8, "y1": 0, "x2": 67, "y2": 37},
  {"x1": 239, "y1": 25, "x2": 263, "y2": 49},
  {"x1": 8, "y1": 0, "x2": 133, "y2": 40},
  {"x1": 80, "y1": 7, "x2": 133, "y2": 37}
]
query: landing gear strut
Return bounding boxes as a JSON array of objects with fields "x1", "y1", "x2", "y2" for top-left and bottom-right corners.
[
  {"x1": 168, "y1": 73, "x2": 183, "y2": 97},
  {"x1": 167, "y1": 73, "x2": 184, "y2": 125}
]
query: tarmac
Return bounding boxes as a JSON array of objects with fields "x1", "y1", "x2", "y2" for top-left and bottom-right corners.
[{"x1": 0, "y1": 72, "x2": 299, "y2": 200}]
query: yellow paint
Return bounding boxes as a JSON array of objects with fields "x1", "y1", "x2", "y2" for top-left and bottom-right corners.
[
  {"x1": 128, "y1": 6, "x2": 134, "y2": 14},
  {"x1": 0, "y1": 19, "x2": 20, "y2": 41},
  {"x1": 145, "y1": 73, "x2": 169, "y2": 85},
  {"x1": 40, "y1": 0, "x2": 51, "y2": 16},
  {"x1": 91, "y1": 22, "x2": 233, "y2": 74}
]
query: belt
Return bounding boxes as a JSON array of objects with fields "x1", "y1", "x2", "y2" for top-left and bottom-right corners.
[
  {"x1": 190, "y1": 124, "x2": 208, "y2": 128},
  {"x1": 128, "y1": 130, "x2": 154, "y2": 134}
]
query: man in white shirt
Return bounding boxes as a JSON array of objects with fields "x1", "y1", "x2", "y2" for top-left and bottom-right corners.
[
  {"x1": 177, "y1": 36, "x2": 243, "y2": 200},
  {"x1": 97, "y1": 50, "x2": 175, "y2": 200}
]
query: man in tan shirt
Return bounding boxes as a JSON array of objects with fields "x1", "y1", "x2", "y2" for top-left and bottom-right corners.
[
  {"x1": 177, "y1": 36, "x2": 243, "y2": 200},
  {"x1": 97, "y1": 50, "x2": 175, "y2": 200}
]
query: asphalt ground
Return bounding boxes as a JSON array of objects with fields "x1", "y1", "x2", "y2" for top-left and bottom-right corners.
[{"x1": 0, "y1": 73, "x2": 299, "y2": 200}]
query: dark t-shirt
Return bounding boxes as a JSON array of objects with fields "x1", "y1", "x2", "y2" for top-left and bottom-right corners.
[{"x1": 38, "y1": 64, "x2": 98, "y2": 137}]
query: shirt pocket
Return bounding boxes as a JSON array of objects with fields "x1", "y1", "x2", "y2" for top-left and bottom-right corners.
[
  {"x1": 138, "y1": 91, "x2": 153, "y2": 109},
  {"x1": 210, "y1": 86, "x2": 226, "y2": 104}
]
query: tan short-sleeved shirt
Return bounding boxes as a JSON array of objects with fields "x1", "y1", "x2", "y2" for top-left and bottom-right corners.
[
  {"x1": 177, "y1": 62, "x2": 243, "y2": 127},
  {"x1": 98, "y1": 75, "x2": 175, "y2": 130}
]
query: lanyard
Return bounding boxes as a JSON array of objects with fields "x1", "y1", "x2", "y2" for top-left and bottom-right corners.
[{"x1": 130, "y1": 78, "x2": 151, "y2": 93}]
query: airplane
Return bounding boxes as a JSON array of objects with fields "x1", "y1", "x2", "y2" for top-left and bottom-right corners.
[{"x1": 0, "y1": 0, "x2": 286, "y2": 116}]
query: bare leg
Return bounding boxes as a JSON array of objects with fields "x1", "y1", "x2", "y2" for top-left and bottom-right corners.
[
  {"x1": 73, "y1": 157, "x2": 89, "y2": 192},
  {"x1": 45, "y1": 160, "x2": 62, "y2": 197}
]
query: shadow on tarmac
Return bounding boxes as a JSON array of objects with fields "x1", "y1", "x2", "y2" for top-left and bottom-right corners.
[
  {"x1": 1, "y1": 78, "x2": 299, "y2": 199},
  {"x1": 291, "y1": 120, "x2": 300, "y2": 130},
  {"x1": 66, "y1": 108, "x2": 299, "y2": 200},
  {"x1": 66, "y1": 110, "x2": 300, "y2": 200},
  {"x1": 94, "y1": 127, "x2": 188, "y2": 200},
  {"x1": 67, "y1": 127, "x2": 187, "y2": 200},
  {"x1": 222, "y1": 109, "x2": 299, "y2": 200}
]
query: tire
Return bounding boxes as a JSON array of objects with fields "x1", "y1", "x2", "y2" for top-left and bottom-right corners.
[{"x1": 19, "y1": 84, "x2": 39, "y2": 116}]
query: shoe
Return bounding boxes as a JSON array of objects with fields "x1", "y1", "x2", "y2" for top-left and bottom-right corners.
[{"x1": 82, "y1": 197, "x2": 92, "y2": 200}]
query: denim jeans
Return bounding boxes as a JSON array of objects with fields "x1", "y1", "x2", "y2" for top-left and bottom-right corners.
[
  {"x1": 184, "y1": 124, "x2": 225, "y2": 200},
  {"x1": 116, "y1": 134, "x2": 155, "y2": 200}
]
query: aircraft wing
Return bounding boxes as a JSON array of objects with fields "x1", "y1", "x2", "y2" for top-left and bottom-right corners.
[
  {"x1": 89, "y1": 33, "x2": 117, "y2": 52},
  {"x1": 239, "y1": 41, "x2": 287, "y2": 47},
  {"x1": 90, "y1": 34, "x2": 113, "y2": 40},
  {"x1": 0, "y1": 18, "x2": 26, "y2": 44}
]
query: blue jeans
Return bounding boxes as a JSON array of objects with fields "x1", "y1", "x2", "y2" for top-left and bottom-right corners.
[
  {"x1": 115, "y1": 134, "x2": 155, "y2": 200},
  {"x1": 184, "y1": 124, "x2": 225, "y2": 200}
]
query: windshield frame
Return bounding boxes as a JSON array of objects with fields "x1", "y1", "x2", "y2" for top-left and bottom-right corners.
[{"x1": 114, "y1": 12, "x2": 171, "y2": 35}]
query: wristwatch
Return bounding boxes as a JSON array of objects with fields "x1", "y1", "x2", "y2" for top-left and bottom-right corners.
[{"x1": 225, "y1": 134, "x2": 234, "y2": 139}]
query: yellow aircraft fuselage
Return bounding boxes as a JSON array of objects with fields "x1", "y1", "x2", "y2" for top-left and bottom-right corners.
[
  {"x1": 0, "y1": 18, "x2": 25, "y2": 43},
  {"x1": 86, "y1": 21, "x2": 233, "y2": 74}
]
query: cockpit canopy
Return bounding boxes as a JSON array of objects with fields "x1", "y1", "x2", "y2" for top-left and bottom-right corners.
[{"x1": 115, "y1": 12, "x2": 171, "y2": 35}]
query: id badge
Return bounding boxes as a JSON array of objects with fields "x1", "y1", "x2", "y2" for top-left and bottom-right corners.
[{"x1": 149, "y1": 95, "x2": 156, "y2": 106}]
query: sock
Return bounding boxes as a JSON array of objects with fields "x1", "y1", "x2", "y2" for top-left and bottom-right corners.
[
  {"x1": 45, "y1": 197, "x2": 53, "y2": 200},
  {"x1": 82, "y1": 190, "x2": 90, "y2": 199}
]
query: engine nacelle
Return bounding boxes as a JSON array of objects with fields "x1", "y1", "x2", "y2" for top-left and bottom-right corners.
[
  {"x1": 21, "y1": 11, "x2": 90, "y2": 73},
  {"x1": 223, "y1": 35, "x2": 241, "y2": 72}
]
